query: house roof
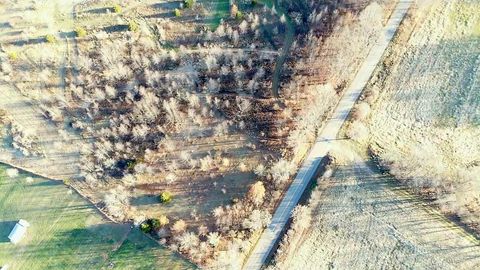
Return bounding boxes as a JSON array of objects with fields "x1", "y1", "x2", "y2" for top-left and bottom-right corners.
[{"x1": 8, "y1": 219, "x2": 29, "y2": 244}]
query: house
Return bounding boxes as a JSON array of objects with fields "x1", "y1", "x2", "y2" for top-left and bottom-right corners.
[{"x1": 8, "y1": 219, "x2": 30, "y2": 244}]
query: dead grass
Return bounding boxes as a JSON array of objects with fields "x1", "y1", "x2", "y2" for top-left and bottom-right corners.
[
  {"x1": 274, "y1": 143, "x2": 480, "y2": 270},
  {"x1": 362, "y1": 0, "x2": 480, "y2": 229}
]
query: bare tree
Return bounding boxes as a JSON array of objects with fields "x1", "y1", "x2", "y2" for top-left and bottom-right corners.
[
  {"x1": 247, "y1": 181, "x2": 266, "y2": 206},
  {"x1": 172, "y1": 219, "x2": 187, "y2": 235}
]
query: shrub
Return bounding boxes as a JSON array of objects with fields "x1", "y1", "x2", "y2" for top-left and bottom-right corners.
[
  {"x1": 352, "y1": 102, "x2": 371, "y2": 121},
  {"x1": 113, "y1": 4, "x2": 122, "y2": 13},
  {"x1": 75, "y1": 27, "x2": 87, "y2": 38},
  {"x1": 184, "y1": 0, "x2": 195, "y2": 9},
  {"x1": 104, "y1": 187, "x2": 129, "y2": 219},
  {"x1": 251, "y1": 0, "x2": 258, "y2": 6},
  {"x1": 128, "y1": 21, "x2": 139, "y2": 32},
  {"x1": 126, "y1": 159, "x2": 137, "y2": 170},
  {"x1": 159, "y1": 215, "x2": 169, "y2": 226},
  {"x1": 174, "y1": 8, "x2": 181, "y2": 17},
  {"x1": 45, "y1": 34, "x2": 57, "y2": 43},
  {"x1": 6, "y1": 168, "x2": 19, "y2": 178},
  {"x1": 271, "y1": 159, "x2": 296, "y2": 185},
  {"x1": 236, "y1": 11, "x2": 244, "y2": 20},
  {"x1": 151, "y1": 218, "x2": 162, "y2": 231},
  {"x1": 346, "y1": 121, "x2": 369, "y2": 142},
  {"x1": 291, "y1": 205, "x2": 312, "y2": 231},
  {"x1": 171, "y1": 219, "x2": 186, "y2": 234},
  {"x1": 159, "y1": 191, "x2": 173, "y2": 203},
  {"x1": 140, "y1": 222, "x2": 151, "y2": 233},
  {"x1": 7, "y1": 51, "x2": 18, "y2": 61},
  {"x1": 230, "y1": 3, "x2": 238, "y2": 18},
  {"x1": 247, "y1": 181, "x2": 266, "y2": 206}
]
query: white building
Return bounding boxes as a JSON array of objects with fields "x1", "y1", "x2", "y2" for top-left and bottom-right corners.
[{"x1": 8, "y1": 219, "x2": 30, "y2": 244}]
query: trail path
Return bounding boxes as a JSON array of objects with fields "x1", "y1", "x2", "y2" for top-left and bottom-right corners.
[
  {"x1": 243, "y1": 1, "x2": 413, "y2": 269},
  {"x1": 270, "y1": 0, "x2": 295, "y2": 98}
]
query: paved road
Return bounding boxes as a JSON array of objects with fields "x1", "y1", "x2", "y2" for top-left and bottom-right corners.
[{"x1": 242, "y1": 1, "x2": 413, "y2": 269}]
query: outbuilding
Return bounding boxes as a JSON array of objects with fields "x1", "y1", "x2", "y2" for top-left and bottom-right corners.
[{"x1": 8, "y1": 219, "x2": 30, "y2": 244}]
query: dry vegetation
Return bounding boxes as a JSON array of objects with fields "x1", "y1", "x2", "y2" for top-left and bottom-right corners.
[
  {"x1": 0, "y1": 0, "x2": 410, "y2": 268},
  {"x1": 349, "y1": 0, "x2": 480, "y2": 233},
  {"x1": 270, "y1": 142, "x2": 480, "y2": 270}
]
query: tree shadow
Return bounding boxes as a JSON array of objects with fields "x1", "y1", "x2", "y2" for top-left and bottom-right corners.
[
  {"x1": 103, "y1": 24, "x2": 129, "y2": 33},
  {"x1": 0, "y1": 22, "x2": 13, "y2": 29},
  {"x1": 144, "y1": 12, "x2": 175, "y2": 19},
  {"x1": 367, "y1": 154, "x2": 480, "y2": 241},
  {"x1": 29, "y1": 180, "x2": 62, "y2": 187},
  {"x1": 133, "y1": 169, "x2": 258, "y2": 222},
  {"x1": 83, "y1": 7, "x2": 113, "y2": 14},
  {"x1": 59, "y1": 31, "x2": 76, "y2": 39},
  {"x1": 0, "y1": 220, "x2": 17, "y2": 243},
  {"x1": 131, "y1": 194, "x2": 159, "y2": 206},
  {"x1": 152, "y1": 1, "x2": 182, "y2": 10},
  {"x1": 6, "y1": 37, "x2": 45, "y2": 46}
]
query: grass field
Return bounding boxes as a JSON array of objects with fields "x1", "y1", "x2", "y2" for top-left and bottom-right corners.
[
  {"x1": 366, "y1": 0, "x2": 480, "y2": 167},
  {"x1": 0, "y1": 165, "x2": 195, "y2": 270},
  {"x1": 357, "y1": 0, "x2": 480, "y2": 229},
  {"x1": 198, "y1": 0, "x2": 275, "y2": 28}
]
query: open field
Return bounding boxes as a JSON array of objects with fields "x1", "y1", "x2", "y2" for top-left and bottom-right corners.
[
  {"x1": 357, "y1": 0, "x2": 480, "y2": 229},
  {"x1": 0, "y1": 164, "x2": 194, "y2": 269},
  {"x1": 0, "y1": 0, "x2": 83, "y2": 180},
  {"x1": 274, "y1": 142, "x2": 480, "y2": 270}
]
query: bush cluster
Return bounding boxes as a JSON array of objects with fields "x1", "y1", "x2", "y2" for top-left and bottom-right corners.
[
  {"x1": 45, "y1": 34, "x2": 57, "y2": 43},
  {"x1": 184, "y1": 0, "x2": 195, "y2": 9},
  {"x1": 113, "y1": 4, "x2": 122, "y2": 13},
  {"x1": 140, "y1": 217, "x2": 168, "y2": 233},
  {"x1": 128, "y1": 21, "x2": 139, "y2": 32},
  {"x1": 159, "y1": 191, "x2": 173, "y2": 203},
  {"x1": 75, "y1": 27, "x2": 87, "y2": 38}
]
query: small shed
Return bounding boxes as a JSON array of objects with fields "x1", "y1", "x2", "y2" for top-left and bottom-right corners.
[{"x1": 8, "y1": 219, "x2": 30, "y2": 244}]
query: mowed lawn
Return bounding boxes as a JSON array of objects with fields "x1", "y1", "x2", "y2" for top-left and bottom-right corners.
[{"x1": 0, "y1": 165, "x2": 195, "y2": 270}]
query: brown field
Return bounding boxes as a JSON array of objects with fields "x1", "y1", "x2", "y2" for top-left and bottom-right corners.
[{"x1": 351, "y1": 0, "x2": 480, "y2": 229}]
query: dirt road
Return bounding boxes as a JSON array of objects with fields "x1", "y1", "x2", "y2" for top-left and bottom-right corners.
[
  {"x1": 278, "y1": 150, "x2": 480, "y2": 270},
  {"x1": 243, "y1": 1, "x2": 413, "y2": 269}
]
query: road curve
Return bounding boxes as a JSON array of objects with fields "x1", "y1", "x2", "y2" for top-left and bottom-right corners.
[{"x1": 242, "y1": 1, "x2": 414, "y2": 269}]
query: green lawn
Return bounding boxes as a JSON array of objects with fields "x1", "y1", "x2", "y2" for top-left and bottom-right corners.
[
  {"x1": 0, "y1": 165, "x2": 195, "y2": 270},
  {"x1": 198, "y1": 0, "x2": 275, "y2": 28},
  {"x1": 198, "y1": 0, "x2": 230, "y2": 28}
]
